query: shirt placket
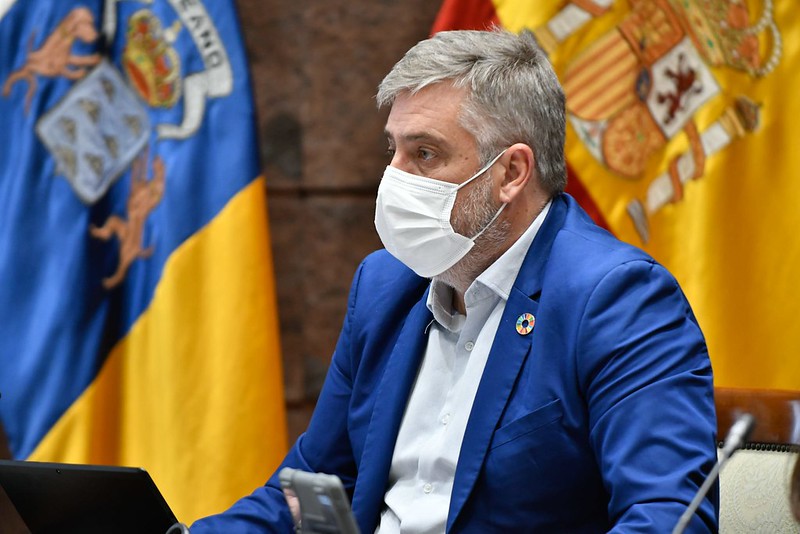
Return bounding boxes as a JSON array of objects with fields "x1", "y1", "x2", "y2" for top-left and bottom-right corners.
[{"x1": 416, "y1": 295, "x2": 489, "y2": 498}]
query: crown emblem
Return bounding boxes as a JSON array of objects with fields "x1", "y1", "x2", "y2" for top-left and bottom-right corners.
[
  {"x1": 669, "y1": 0, "x2": 781, "y2": 77},
  {"x1": 123, "y1": 10, "x2": 182, "y2": 107}
]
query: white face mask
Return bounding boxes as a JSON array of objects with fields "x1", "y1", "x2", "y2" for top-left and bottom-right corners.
[{"x1": 374, "y1": 150, "x2": 507, "y2": 278}]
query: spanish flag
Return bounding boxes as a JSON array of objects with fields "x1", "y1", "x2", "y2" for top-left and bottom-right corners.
[
  {"x1": 434, "y1": 0, "x2": 800, "y2": 390},
  {"x1": 0, "y1": 0, "x2": 286, "y2": 523}
]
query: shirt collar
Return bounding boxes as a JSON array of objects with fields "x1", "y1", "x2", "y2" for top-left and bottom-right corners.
[
  {"x1": 426, "y1": 280, "x2": 466, "y2": 332},
  {"x1": 426, "y1": 200, "x2": 552, "y2": 330}
]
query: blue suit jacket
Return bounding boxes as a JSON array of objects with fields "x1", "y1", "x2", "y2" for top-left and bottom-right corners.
[{"x1": 192, "y1": 194, "x2": 718, "y2": 533}]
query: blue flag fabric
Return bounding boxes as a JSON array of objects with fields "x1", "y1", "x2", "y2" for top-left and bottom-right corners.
[{"x1": 0, "y1": 0, "x2": 259, "y2": 458}]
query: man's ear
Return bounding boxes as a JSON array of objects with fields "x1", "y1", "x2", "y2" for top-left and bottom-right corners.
[{"x1": 498, "y1": 143, "x2": 534, "y2": 204}]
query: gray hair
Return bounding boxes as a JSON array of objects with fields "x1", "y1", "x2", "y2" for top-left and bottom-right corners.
[{"x1": 377, "y1": 28, "x2": 567, "y2": 195}]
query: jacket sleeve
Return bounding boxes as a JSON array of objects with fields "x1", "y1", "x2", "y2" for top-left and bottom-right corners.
[{"x1": 578, "y1": 259, "x2": 718, "y2": 533}]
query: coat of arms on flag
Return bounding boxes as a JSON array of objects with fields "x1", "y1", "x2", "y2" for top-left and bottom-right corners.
[
  {"x1": 534, "y1": 0, "x2": 780, "y2": 242},
  {"x1": 2, "y1": 0, "x2": 236, "y2": 287}
]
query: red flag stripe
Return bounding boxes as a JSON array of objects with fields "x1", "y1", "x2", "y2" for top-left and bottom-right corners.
[
  {"x1": 565, "y1": 163, "x2": 610, "y2": 232},
  {"x1": 431, "y1": 0, "x2": 499, "y2": 35}
]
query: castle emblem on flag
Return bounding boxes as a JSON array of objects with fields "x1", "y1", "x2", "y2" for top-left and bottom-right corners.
[{"x1": 534, "y1": 0, "x2": 781, "y2": 242}]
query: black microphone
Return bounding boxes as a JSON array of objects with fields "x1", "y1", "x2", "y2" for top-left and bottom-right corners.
[{"x1": 672, "y1": 413, "x2": 755, "y2": 534}]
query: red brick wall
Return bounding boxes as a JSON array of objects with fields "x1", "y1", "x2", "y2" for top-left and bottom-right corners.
[{"x1": 235, "y1": 0, "x2": 441, "y2": 440}]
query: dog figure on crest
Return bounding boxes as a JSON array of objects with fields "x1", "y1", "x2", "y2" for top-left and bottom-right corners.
[{"x1": 90, "y1": 152, "x2": 165, "y2": 290}]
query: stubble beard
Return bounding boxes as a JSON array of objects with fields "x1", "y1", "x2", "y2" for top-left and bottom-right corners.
[{"x1": 434, "y1": 173, "x2": 510, "y2": 295}]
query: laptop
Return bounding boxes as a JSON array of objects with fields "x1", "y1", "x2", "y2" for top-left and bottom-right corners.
[{"x1": 0, "y1": 459, "x2": 181, "y2": 534}]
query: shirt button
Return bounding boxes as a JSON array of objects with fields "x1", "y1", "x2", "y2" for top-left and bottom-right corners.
[
  {"x1": 423, "y1": 483, "x2": 433, "y2": 494},
  {"x1": 464, "y1": 341, "x2": 474, "y2": 351},
  {"x1": 441, "y1": 413, "x2": 451, "y2": 425}
]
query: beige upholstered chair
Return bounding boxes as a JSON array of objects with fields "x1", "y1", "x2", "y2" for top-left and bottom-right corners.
[{"x1": 715, "y1": 388, "x2": 800, "y2": 533}]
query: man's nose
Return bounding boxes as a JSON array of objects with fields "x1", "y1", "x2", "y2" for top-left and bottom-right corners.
[{"x1": 389, "y1": 152, "x2": 411, "y2": 173}]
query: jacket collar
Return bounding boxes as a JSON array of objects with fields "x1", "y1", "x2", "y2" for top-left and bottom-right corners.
[{"x1": 511, "y1": 193, "x2": 568, "y2": 299}]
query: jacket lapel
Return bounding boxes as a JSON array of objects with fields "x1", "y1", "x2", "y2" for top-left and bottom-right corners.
[
  {"x1": 351, "y1": 291, "x2": 433, "y2": 532},
  {"x1": 446, "y1": 195, "x2": 569, "y2": 531},
  {"x1": 446, "y1": 288, "x2": 538, "y2": 531}
]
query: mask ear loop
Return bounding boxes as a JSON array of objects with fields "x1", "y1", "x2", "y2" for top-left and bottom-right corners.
[
  {"x1": 457, "y1": 148, "x2": 509, "y2": 241},
  {"x1": 456, "y1": 148, "x2": 508, "y2": 191},
  {"x1": 468, "y1": 202, "x2": 506, "y2": 241}
]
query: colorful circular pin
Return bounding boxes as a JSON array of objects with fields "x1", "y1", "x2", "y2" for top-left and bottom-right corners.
[{"x1": 516, "y1": 313, "x2": 535, "y2": 335}]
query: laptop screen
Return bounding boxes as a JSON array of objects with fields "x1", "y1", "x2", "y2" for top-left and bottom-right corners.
[{"x1": 0, "y1": 460, "x2": 178, "y2": 534}]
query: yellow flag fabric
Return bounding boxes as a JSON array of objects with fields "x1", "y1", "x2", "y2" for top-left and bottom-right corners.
[
  {"x1": 29, "y1": 177, "x2": 287, "y2": 523},
  {"x1": 487, "y1": 0, "x2": 800, "y2": 390}
]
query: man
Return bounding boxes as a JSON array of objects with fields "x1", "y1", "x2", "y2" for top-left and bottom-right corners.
[{"x1": 192, "y1": 28, "x2": 717, "y2": 533}]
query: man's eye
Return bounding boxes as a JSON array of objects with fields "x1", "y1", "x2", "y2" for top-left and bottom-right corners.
[
  {"x1": 418, "y1": 149, "x2": 434, "y2": 161},
  {"x1": 386, "y1": 147, "x2": 396, "y2": 157}
]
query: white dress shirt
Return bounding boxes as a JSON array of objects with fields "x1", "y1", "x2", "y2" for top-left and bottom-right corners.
[{"x1": 377, "y1": 201, "x2": 551, "y2": 534}]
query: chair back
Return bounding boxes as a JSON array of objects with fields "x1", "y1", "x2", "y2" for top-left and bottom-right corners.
[{"x1": 716, "y1": 387, "x2": 800, "y2": 533}]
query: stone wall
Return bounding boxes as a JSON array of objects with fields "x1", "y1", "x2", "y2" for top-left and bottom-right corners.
[{"x1": 234, "y1": 0, "x2": 441, "y2": 441}]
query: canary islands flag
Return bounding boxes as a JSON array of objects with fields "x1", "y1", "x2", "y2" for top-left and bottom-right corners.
[
  {"x1": 433, "y1": 0, "x2": 800, "y2": 390},
  {"x1": 0, "y1": 0, "x2": 287, "y2": 523}
]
